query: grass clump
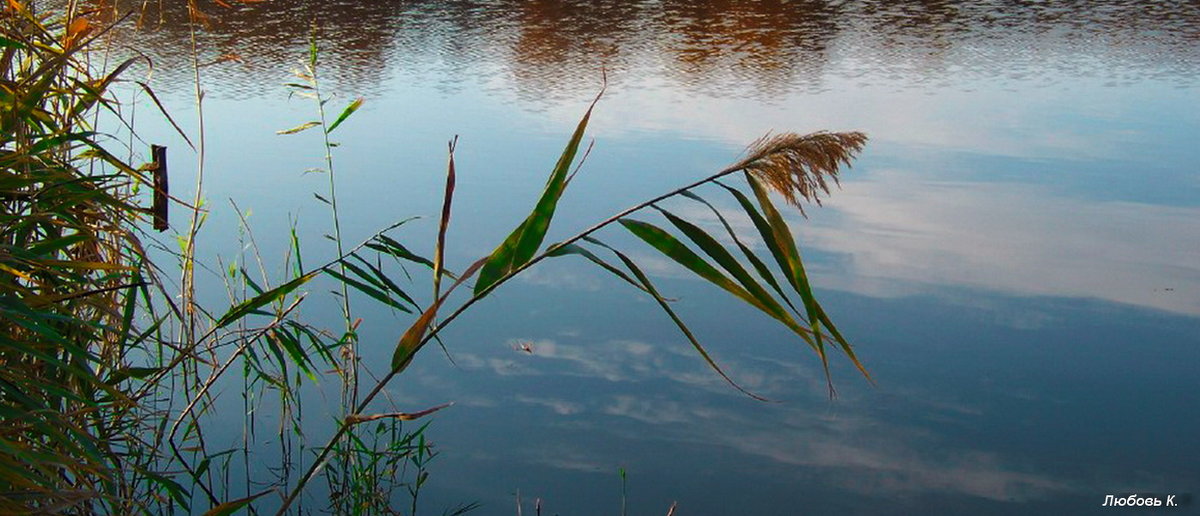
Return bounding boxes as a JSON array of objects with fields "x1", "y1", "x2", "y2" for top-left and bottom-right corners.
[{"x1": 1, "y1": 2, "x2": 160, "y2": 512}]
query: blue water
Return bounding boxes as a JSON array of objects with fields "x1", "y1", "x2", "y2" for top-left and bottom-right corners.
[{"x1": 106, "y1": 1, "x2": 1199, "y2": 513}]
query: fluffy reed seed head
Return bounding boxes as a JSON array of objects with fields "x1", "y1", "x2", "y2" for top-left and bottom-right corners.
[{"x1": 733, "y1": 131, "x2": 868, "y2": 215}]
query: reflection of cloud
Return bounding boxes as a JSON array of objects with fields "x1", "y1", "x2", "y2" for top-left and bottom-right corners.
[
  {"x1": 525, "y1": 445, "x2": 609, "y2": 474},
  {"x1": 456, "y1": 335, "x2": 835, "y2": 400},
  {"x1": 517, "y1": 264, "x2": 604, "y2": 291},
  {"x1": 453, "y1": 351, "x2": 544, "y2": 377},
  {"x1": 799, "y1": 169, "x2": 1200, "y2": 315},
  {"x1": 597, "y1": 393, "x2": 1066, "y2": 502},
  {"x1": 721, "y1": 427, "x2": 1067, "y2": 501},
  {"x1": 516, "y1": 395, "x2": 584, "y2": 415},
  {"x1": 517, "y1": 338, "x2": 670, "y2": 382},
  {"x1": 602, "y1": 396, "x2": 696, "y2": 425}
]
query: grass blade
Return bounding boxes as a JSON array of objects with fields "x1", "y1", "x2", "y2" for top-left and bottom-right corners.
[
  {"x1": 546, "y1": 239, "x2": 654, "y2": 297},
  {"x1": 652, "y1": 205, "x2": 794, "y2": 325},
  {"x1": 347, "y1": 253, "x2": 419, "y2": 309},
  {"x1": 200, "y1": 490, "x2": 270, "y2": 516},
  {"x1": 744, "y1": 174, "x2": 869, "y2": 386},
  {"x1": 619, "y1": 218, "x2": 789, "y2": 324},
  {"x1": 324, "y1": 267, "x2": 413, "y2": 314},
  {"x1": 368, "y1": 234, "x2": 437, "y2": 270}
]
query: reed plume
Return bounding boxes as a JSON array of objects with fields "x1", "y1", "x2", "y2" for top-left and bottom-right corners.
[{"x1": 733, "y1": 131, "x2": 868, "y2": 214}]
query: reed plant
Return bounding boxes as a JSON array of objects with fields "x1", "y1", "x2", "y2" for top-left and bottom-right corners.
[
  {"x1": 1, "y1": 3, "x2": 869, "y2": 514},
  {"x1": 0, "y1": 1, "x2": 170, "y2": 512}
]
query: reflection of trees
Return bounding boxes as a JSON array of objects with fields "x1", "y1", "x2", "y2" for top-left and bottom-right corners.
[
  {"x1": 86, "y1": 0, "x2": 408, "y2": 97},
  {"x1": 504, "y1": 0, "x2": 651, "y2": 101},
  {"x1": 72, "y1": 0, "x2": 1200, "y2": 100},
  {"x1": 658, "y1": 0, "x2": 841, "y2": 97}
]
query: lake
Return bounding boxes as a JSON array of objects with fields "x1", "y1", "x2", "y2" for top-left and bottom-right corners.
[{"x1": 101, "y1": 1, "x2": 1198, "y2": 514}]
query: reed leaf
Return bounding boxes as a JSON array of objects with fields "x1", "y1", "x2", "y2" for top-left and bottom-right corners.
[
  {"x1": 651, "y1": 205, "x2": 796, "y2": 326},
  {"x1": 347, "y1": 253, "x2": 419, "y2": 309},
  {"x1": 744, "y1": 172, "x2": 869, "y2": 385},
  {"x1": 276, "y1": 120, "x2": 321, "y2": 135},
  {"x1": 620, "y1": 217, "x2": 791, "y2": 326},
  {"x1": 214, "y1": 271, "x2": 317, "y2": 329},
  {"x1": 434, "y1": 137, "x2": 457, "y2": 299},
  {"x1": 474, "y1": 90, "x2": 602, "y2": 295},
  {"x1": 199, "y1": 490, "x2": 271, "y2": 516},
  {"x1": 325, "y1": 97, "x2": 363, "y2": 134},
  {"x1": 324, "y1": 266, "x2": 413, "y2": 313},
  {"x1": 392, "y1": 257, "x2": 486, "y2": 372},
  {"x1": 367, "y1": 233, "x2": 438, "y2": 271},
  {"x1": 546, "y1": 239, "x2": 654, "y2": 297},
  {"x1": 679, "y1": 190, "x2": 801, "y2": 317}
]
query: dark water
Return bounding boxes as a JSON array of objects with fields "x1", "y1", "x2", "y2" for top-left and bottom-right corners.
[{"x1": 95, "y1": 1, "x2": 1199, "y2": 514}]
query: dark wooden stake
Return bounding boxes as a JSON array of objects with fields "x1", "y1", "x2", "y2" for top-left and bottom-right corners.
[{"x1": 151, "y1": 144, "x2": 168, "y2": 231}]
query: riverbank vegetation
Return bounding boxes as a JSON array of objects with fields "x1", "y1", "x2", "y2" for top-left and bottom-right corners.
[{"x1": 1, "y1": 3, "x2": 866, "y2": 513}]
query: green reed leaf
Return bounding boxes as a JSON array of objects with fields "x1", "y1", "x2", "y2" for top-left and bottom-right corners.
[
  {"x1": 622, "y1": 212, "x2": 821, "y2": 356},
  {"x1": 269, "y1": 328, "x2": 318, "y2": 382},
  {"x1": 474, "y1": 91, "x2": 601, "y2": 296},
  {"x1": 140, "y1": 468, "x2": 190, "y2": 511},
  {"x1": 742, "y1": 174, "x2": 869, "y2": 382},
  {"x1": 215, "y1": 271, "x2": 317, "y2": 329},
  {"x1": 369, "y1": 233, "x2": 438, "y2": 269},
  {"x1": 679, "y1": 190, "x2": 801, "y2": 317},
  {"x1": 348, "y1": 253, "x2": 418, "y2": 306},
  {"x1": 325, "y1": 97, "x2": 363, "y2": 134},
  {"x1": 619, "y1": 218, "x2": 761, "y2": 309},
  {"x1": 324, "y1": 267, "x2": 413, "y2": 314},
  {"x1": 546, "y1": 240, "x2": 653, "y2": 296},
  {"x1": 653, "y1": 205, "x2": 794, "y2": 324},
  {"x1": 717, "y1": 181, "x2": 818, "y2": 349}
]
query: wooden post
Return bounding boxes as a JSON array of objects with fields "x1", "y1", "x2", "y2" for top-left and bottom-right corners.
[{"x1": 151, "y1": 144, "x2": 168, "y2": 232}]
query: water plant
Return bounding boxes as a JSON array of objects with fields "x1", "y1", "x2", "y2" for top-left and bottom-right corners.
[{"x1": 1, "y1": 2, "x2": 165, "y2": 512}]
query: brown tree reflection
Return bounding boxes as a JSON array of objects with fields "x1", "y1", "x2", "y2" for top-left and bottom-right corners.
[{"x1": 82, "y1": 0, "x2": 1200, "y2": 100}]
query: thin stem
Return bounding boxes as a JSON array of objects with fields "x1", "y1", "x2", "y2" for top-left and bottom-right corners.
[
  {"x1": 307, "y1": 35, "x2": 356, "y2": 406},
  {"x1": 182, "y1": 1, "x2": 206, "y2": 346}
]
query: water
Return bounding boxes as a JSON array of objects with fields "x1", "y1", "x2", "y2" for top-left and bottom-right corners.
[{"x1": 96, "y1": 1, "x2": 1199, "y2": 514}]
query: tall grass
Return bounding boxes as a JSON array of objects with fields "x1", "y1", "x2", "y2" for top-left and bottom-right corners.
[
  {"x1": 0, "y1": 1, "x2": 163, "y2": 512},
  {"x1": 1, "y1": 3, "x2": 869, "y2": 514}
]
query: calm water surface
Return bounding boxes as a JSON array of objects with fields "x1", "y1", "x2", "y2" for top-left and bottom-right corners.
[{"x1": 104, "y1": 1, "x2": 1199, "y2": 514}]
